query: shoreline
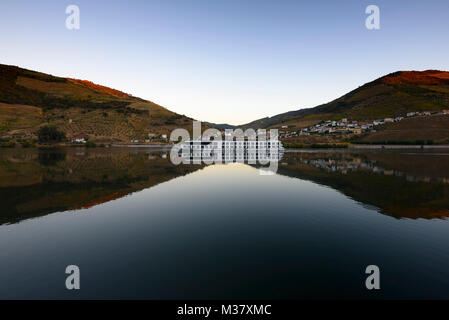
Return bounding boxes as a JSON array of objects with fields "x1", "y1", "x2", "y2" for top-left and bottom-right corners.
[
  {"x1": 349, "y1": 144, "x2": 449, "y2": 149},
  {"x1": 3, "y1": 143, "x2": 449, "y2": 150},
  {"x1": 283, "y1": 144, "x2": 449, "y2": 150},
  {"x1": 111, "y1": 144, "x2": 172, "y2": 148}
]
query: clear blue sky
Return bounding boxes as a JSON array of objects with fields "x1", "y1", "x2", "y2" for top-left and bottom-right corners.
[{"x1": 1, "y1": 0, "x2": 448, "y2": 125}]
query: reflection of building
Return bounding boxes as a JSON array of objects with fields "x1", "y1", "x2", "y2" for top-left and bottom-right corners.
[
  {"x1": 178, "y1": 140, "x2": 284, "y2": 163},
  {"x1": 298, "y1": 155, "x2": 447, "y2": 185}
]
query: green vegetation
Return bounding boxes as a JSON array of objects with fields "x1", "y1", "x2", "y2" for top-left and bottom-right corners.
[
  {"x1": 37, "y1": 125, "x2": 67, "y2": 143},
  {"x1": 164, "y1": 115, "x2": 184, "y2": 125},
  {"x1": 85, "y1": 141, "x2": 96, "y2": 148},
  {"x1": 0, "y1": 141, "x2": 15, "y2": 148},
  {"x1": 283, "y1": 142, "x2": 306, "y2": 148},
  {"x1": 115, "y1": 106, "x2": 147, "y2": 115},
  {"x1": 352, "y1": 140, "x2": 435, "y2": 145},
  {"x1": 21, "y1": 69, "x2": 67, "y2": 83},
  {"x1": 21, "y1": 141, "x2": 35, "y2": 148},
  {"x1": 284, "y1": 142, "x2": 349, "y2": 149}
]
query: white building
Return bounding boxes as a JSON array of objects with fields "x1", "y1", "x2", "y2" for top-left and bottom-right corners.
[{"x1": 72, "y1": 138, "x2": 86, "y2": 144}]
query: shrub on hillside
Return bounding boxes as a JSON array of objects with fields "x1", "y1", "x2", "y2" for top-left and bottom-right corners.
[
  {"x1": 85, "y1": 141, "x2": 96, "y2": 148},
  {"x1": 352, "y1": 140, "x2": 435, "y2": 145},
  {"x1": 0, "y1": 141, "x2": 15, "y2": 148},
  {"x1": 37, "y1": 126, "x2": 67, "y2": 143},
  {"x1": 21, "y1": 141, "x2": 35, "y2": 148}
]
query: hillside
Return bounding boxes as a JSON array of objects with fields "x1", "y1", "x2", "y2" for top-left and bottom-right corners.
[
  {"x1": 0, "y1": 64, "x2": 197, "y2": 143},
  {"x1": 241, "y1": 70, "x2": 449, "y2": 130},
  {"x1": 355, "y1": 114, "x2": 449, "y2": 144}
]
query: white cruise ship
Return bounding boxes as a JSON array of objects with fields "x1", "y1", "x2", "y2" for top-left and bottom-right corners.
[{"x1": 176, "y1": 139, "x2": 284, "y2": 163}]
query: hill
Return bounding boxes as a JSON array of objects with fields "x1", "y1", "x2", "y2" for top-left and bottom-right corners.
[
  {"x1": 241, "y1": 70, "x2": 449, "y2": 130},
  {"x1": 203, "y1": 122, "x2": 237, "y2": 130},
  {"x1": 0, "y1": 64, "x2": 197, "y2": 143},
  {"x1": 355, "y1": 114, "x2": 449, "y2": 144}
]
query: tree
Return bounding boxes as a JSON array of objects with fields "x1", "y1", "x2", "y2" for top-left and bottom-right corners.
[{"x1": 37, "y1": 125, "x2": 67, "y2": 143}]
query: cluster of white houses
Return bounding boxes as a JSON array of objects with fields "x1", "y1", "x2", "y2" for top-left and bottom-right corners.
[
  {"x1": 131, "y1": 133, "x2": 168, "y2": 144},
  {"x1": 279, "y1": 109, "x2": 449, "y2": 139}
]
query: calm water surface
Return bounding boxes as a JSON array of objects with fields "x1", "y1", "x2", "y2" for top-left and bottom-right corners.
[{"x1": 1, "y1": 147, "x2": 449, "y2": 299}]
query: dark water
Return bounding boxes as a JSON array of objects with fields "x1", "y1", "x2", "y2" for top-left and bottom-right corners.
[{"x1": 1, "y1": 147, "x2": 449, "y2": 299}]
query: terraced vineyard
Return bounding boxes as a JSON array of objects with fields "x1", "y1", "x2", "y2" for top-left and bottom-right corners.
[
  {"x1": 0, "y1": 64, "x2": 197, "y2": 143},
  {"x1": 241, "y1": 70, "x2": 449, "y2": 130}
]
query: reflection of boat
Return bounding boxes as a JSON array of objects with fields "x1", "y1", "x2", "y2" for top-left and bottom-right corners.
[{"x1": 177, "y1": 140, "x2": 284, "y2": 163}]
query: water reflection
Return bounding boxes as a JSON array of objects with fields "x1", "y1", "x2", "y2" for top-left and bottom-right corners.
[
  {"x1": 277, "y1": 150, "x2": 449, "y2": 220},
  {"x1": 287, "y1": 151, "x2": 449, "y2": 184},
  {"x1": 2, "y1": 148, "x2": 449, "y2": 299},
  {"x1": 0, "y1": 147, "x2": 203, "y2": 225},
  {"x1": 0, "y1": 148, "x2": 449, "y2": 225}
]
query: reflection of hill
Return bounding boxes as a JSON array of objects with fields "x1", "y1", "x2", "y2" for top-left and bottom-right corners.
[
  {"x1": 277, "y1": 151, "x2": 449, "y2": 220},
  {"x1": 3, "y1": 148, "x2": 449, "y2": 224},
  {"x1": 0, "y1": 148, "x2": 203, "y2": 225}
]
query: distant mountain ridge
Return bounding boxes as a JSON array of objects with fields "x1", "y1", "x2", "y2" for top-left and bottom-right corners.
[{"x1": 203, "y1": 122, "x2": 237, "y2": 130}]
